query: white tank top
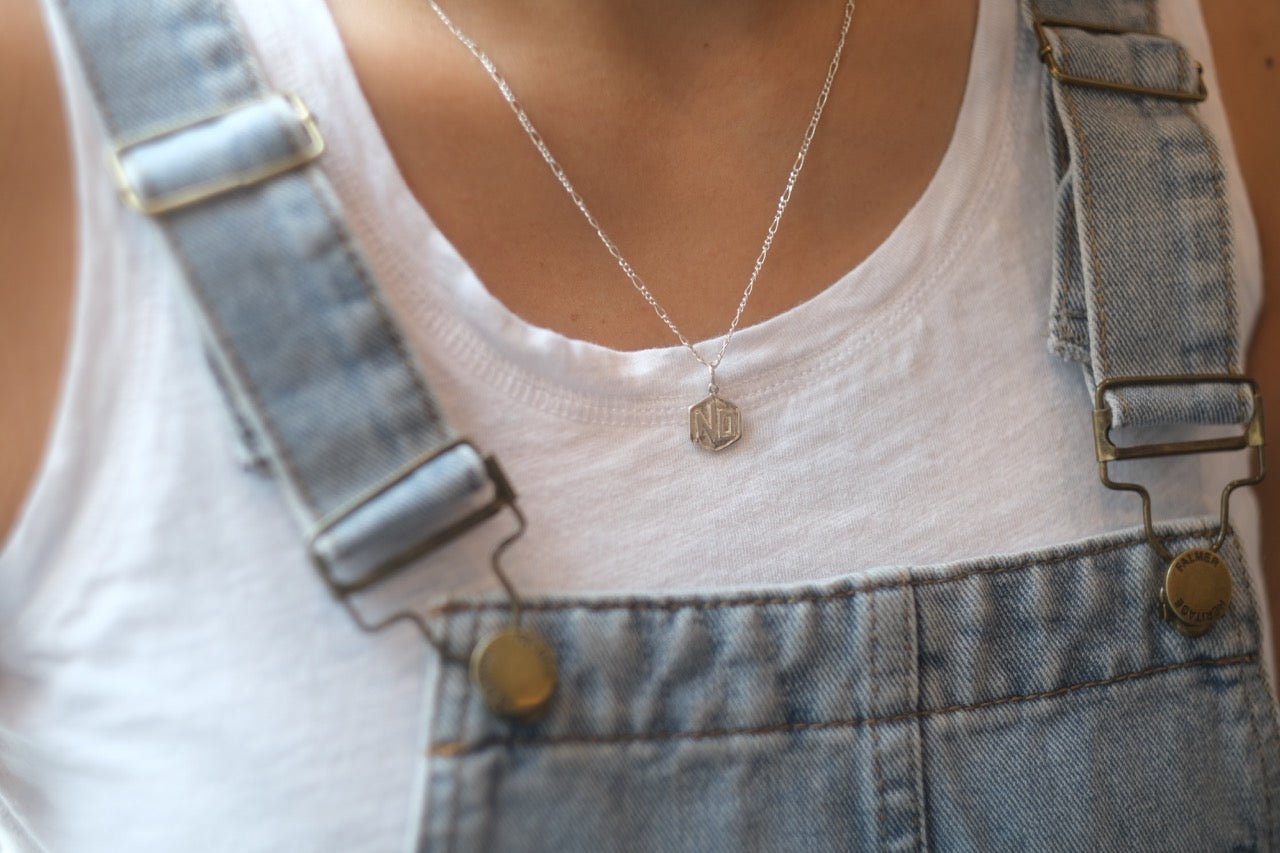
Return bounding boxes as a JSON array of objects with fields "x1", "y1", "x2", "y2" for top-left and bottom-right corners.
[{"x1": 2, "y1": 0, "x2": 1268, "y2": 849}]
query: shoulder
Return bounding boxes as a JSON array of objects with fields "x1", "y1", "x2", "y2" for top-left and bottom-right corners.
[
  {"x1": 1199, "y1": 2, "x2": 1279, "y2": 365},
  {"x1": 0, "y1": 0, "x2": 76, "y2": 549},
  {"x1": 1199, "y1": 7, "x2": 1280, "y2": 551},
  {"x1": 1200, "y1": 2, "x2": 1280, "y2": 299}
]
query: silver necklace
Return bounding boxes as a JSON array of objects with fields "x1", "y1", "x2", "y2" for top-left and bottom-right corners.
[{"x1": 427, "y1": 0, "x2": 856, "y2": 451}]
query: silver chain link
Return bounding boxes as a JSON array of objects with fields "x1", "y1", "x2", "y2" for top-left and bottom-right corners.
[{"x1": 426, "y1": 0, "x2": 856, "y2": 393}]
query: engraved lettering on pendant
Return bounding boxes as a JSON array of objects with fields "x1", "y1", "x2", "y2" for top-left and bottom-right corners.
[{"x1": 690, "y1": 394, "x2": 741, "y2": 451}]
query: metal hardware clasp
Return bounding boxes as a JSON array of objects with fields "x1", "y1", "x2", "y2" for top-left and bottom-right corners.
[
  {"x1": 1093, "y1": 374, "x2": 1266, "y2": 637},
  {"x1": 306, "y1": 439, "x2": 520, "y2": 598},
  {"x1": 110, "y1": 92, "x2": 325, "y2": 215},
  {"x1": 306, "y1": 440, "x2": 558, "y2": 719},
  {"x1": 1033, "y1": 16, "x2": 1208, "y2": 103},
  {"x1": 306, "y1": 441, "x2": 528, "y2": 653}
]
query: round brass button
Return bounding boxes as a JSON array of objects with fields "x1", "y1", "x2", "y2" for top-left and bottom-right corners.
[
  {"x1": 1161, "y1": 548, "x2": 1231, "y2": 638},
  {"x1": 470, "y1": 627, "x2": 558, "y2": 720}
]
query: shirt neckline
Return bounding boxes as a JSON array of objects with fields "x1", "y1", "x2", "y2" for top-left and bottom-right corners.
[{"x1": 247, "y1": 0, "x2": 1015, "y2": 417}]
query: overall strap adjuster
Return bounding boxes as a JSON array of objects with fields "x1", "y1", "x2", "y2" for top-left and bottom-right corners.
[
  {"x1": 1093, "y1": 374, "x2": 1265, "y2": 557},
  {"x1": 1033, "y1": 16, "x2": 1207, "y2": 102},
  {"x1": 110, "y1": 91, "x2": 325, "y2": 214},
  {"x1": 305, "y1": 439, "x2": 519, "y2": 597},
  {"x1": 1093, "y1": 375, "x2": 1267, "y2": 637}
]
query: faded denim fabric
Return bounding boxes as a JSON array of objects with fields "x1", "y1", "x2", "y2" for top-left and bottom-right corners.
[
  {"x1": 1030, "y1": 0, "x2": 1252, "y2": 428},
  {"x1": 57, "y1": 0, "x2": 499, "y2": 588},
  {"x1": 414, "y1": 524, "x2": 1280, "y2": 851}
]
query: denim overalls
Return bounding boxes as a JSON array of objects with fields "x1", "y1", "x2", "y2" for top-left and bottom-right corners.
[{"x1": 55, "y1": 0, "x2": 1279, "y2": 848}]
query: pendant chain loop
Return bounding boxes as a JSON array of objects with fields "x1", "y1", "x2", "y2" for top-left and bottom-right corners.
[{"x1": 425, "y1": 0, "x2": 856, "y2": 378}]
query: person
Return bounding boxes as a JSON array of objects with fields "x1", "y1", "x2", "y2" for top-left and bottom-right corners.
[{"x1": 1, "y1": 0, "x2": 1277, "y2": 849}]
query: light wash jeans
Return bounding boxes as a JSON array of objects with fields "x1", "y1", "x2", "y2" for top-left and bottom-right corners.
[{"x1": 414, "y1": 523, "x2": 1280, "y2": 851}]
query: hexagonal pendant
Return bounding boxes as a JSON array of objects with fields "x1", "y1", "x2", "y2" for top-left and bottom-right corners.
[{"x1": 689, "y1": 394, "x2": 741, "y2": 451}]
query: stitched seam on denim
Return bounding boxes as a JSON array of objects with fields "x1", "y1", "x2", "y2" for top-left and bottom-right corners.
[
  {"x1": 1233, "y1": 625, "x2": 1275, "y2": 851},
  {"x1": 1233, "y1": 618, "x2": 1275, "y2": 851},
  {"x1": 214, "y1": 0, "x2": 268, "y2": 89},
  {"x1": 1178, "y1": 86, "x2": 1240, "y2": 379},
  {"x1": 418, "y1": 634, "x2": 453, "y2": 853},
  {"x1": 444, "y1": 614, "x2": 481, "y2": 853},
  {"x1": 1046, "y1": 30, "x2": 1083, "y2": 354},
  {"x1": 869, "y1": 590, "x2": 886, "y2": 850},
  {"x1": 1056, "y1": 37, "x2": 1114, "y2": 402},
  {"x1": 433, "y1": 654, "x2": 1257, "y2": 756},
  {"x1": 159, "y1": 205, "x2": 322, "y2": 513},
  {"x1": 1226, "y1": 540, "x2": 1277, "y2": 850},
  {"x1": 907, "y1": 579, "x2": 925, "y2": 853},
  {"x1": 1255, "y1": 668, "x2": 1280, "y2": 853},
  {"x1": 435, "y1": 525, "x2": 1218, "y2": 615},
  {"x1": 204, "y1": 349, "x2": 264, "y2": 463},
  {"x1": 1053, "y1": 180, "x2": 1080, "y2": 346},
  {"x1": 301, "y1": 168, "x2": 448, "y2": 444}
]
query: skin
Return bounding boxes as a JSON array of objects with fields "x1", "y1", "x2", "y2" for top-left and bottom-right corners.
[{"x1": 1, "y1": 0, "x2": 1276, "y2": 643}]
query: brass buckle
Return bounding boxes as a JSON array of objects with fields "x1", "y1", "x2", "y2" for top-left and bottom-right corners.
[
  {"x1": 1033, "y1": 17, "x2": 1207, "y2": 103},
  {"x1": 110, "y1": 92, "x2": 326, "y2": 215},
  {"x1": 1093, "y1": 374, "x2": 1266, "y2": 560},
  {"x1": 307, "y1": 442, "x2": 557, "y2": 718},
  {"x1": 306, "y1": 439, "x2": 518, "y2": 597}
]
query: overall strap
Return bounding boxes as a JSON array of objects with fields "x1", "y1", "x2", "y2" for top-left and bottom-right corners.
[
  {"x1": 1027, "y1": 0, "x2": 1255, "y2": 429},
  {"x1": 54, "y1": 0, "x2": 517, "y2": 601},
  {"x1": 1023, "y1": 0, "x2": 1266, "y2": 638}
]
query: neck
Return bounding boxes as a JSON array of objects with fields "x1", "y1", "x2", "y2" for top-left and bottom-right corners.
[
  {"x1": 431, "y1": 0, "x2": 819, "y2": 77},
  {"x1": 466, "y1": 0, "x2": 787, "y2": 37}
]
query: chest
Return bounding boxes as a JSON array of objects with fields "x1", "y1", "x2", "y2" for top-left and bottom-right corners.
[{"x1": 324, "y1": 0, "x2": 979, "y2": 351}]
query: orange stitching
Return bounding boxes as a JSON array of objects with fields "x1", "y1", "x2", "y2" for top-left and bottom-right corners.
[
  {"x1": 417, "y1": 620, "x2": 454, "y2": 847},
  {"x1": 869, "y1": 590, "x2": 886, "y2": 849},
  {"x1": 443, "y1": 614, "x2": 481, "y2": 852},
  {"x1": 430, "y1": 653, "x2": 1256, "y2": 758},
  {"x1": 906, "y1": 581, "x2": 924, "y2": 852}
]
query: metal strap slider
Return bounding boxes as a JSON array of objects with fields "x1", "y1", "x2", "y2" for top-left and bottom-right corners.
[
  {"x1": 307, "y1": 440, "x2": 559, "y2": 719},
  {"x1": 1093, "y1": 374, "x2": 1264, "y2": 557},
  {"x1": 1094, "y1": 375, "x2": 1264, "y2": 638},
  {"x1": 306, "y1": 439, "x2": 517, "y2": 597},
  {"x1": 1033, "y1": 17, "x2": 1207, "y2": 103},
  {"x1": 110, "y1": 92, "x2": 325, "y2": 215}
]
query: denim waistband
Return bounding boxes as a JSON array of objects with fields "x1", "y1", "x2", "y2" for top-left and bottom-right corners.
[{"x1": 423, "y1": 521, "x2": 1263, "y2": 756}]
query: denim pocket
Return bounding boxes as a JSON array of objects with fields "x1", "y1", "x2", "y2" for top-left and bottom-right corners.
[{"x1": 411, "y1": 523, "x2": 1280, "y2": 852}]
